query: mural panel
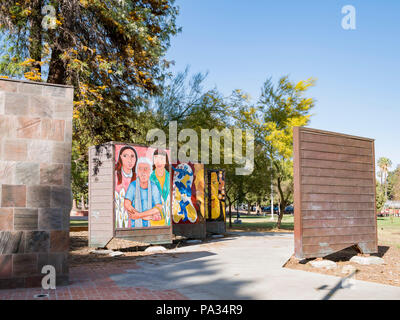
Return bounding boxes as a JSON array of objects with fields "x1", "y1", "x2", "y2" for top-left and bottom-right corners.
[
  {"x1": 172, "y1": 162, "x2": 205, "y2": 224},
  {"x1": 114, "y1": 144, "x2": 171, "y2": 229},
  {"x1": 207, "y1": 170, "x2": 226, "y2": 221}
]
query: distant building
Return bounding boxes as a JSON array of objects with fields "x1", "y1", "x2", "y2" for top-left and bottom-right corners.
[{"x1": 380, "y1": 200, "x2": 400, "y2": 216}]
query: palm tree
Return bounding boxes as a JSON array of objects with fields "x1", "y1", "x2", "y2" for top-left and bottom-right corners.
[{"x1": 377, "y1": 157, "x2": 392, "y2": 199}]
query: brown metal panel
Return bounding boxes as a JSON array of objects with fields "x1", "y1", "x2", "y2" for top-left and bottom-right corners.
[
  {"x1": 301, "y1": 176, "x2": 373, "y2": 187},
  {"x1": 293, "y1": 127, "x2": 377, "y2": 259},
  {"x1": 293, "y1": 127, "x2": 303, "y2": 258},
  {"x1": 301, "y1": 185, "x2": 374, "y2": 195},
  {"x1": 300, "y1": 130, "x2": 373, "y2": 148},
  {"x1": 302, "y1": 210, "x2": 374, "y2": 220},
  {"x1": 301, "y1": 167, "x2": 374, "y2": 179},
  {"x1": 302, "y1": 226, "x2": 376, "y2": 237},
  {"x1": 301, "y1": 150, "x2": 373, "y2": 164},
  {"x1": 302, "y1": 194, "x2": 374, "y2": 203},
  {"x1": 301, "y1": 158, "x2": 374, "y2": 171},
  {"x1": 300, "y1": 141, "x2": 373, "y2": 156}
]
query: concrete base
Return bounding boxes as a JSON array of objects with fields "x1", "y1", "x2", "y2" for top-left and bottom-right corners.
[
  {"x1": 173, "y1": 223, "x2": 206, "y2": 240},
  {"x1": 206, "y1": 221, "x2": 226, "y2": 234}
]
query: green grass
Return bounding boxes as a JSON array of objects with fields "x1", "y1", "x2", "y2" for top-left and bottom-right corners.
[
  {"x1": 70, "y1": 220, "x2": 88, "y2": 227},
  {"x1": 69, "y1": 215, "x2": 400, "y2": 246},
  {"x1": 377, "y1": 216, "x2": 400, "y2": 247},
  {"x1": 226, "y1": 214, "x2": 294, "y2": 231}
]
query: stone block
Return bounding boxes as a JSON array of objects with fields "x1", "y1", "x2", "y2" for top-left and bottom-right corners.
[
  {"x1": 50, "y1": 231, "x2": 69, "y2": 252},
  {"x1": 12, "y1": 253, "x2": 38, "y2": 277},
  {"x1": 64, "y1": 164, "x2": 71, "y2": 187},
  {"x1": 0, "y1": 161, "x2": 15, "y2": 184},
  {"x1": 0, "y1": 278, "x2": 25, "y2": 289},
  {"x1": 64, "y1": 120, "x2": 72, "y2": 141},
  {"x1": 1, "y1": 184, "x2": 26, "y2": 207},
  {"x1": 40, "y1": 163, "x2": 64, "y2": 185},
  {"x1": 61, "y1": 208, "x2": 70, "y2": 231},
  {"x1": 0, "y1": 208, "x2": 13, "y2": 231},
  {"x1": 0, "y1": 115, "x2": 15, "y2": 138},
  {"x1": 24, "y1": 231, "x2": 49, "y2": 253},
  {"x1": 50, "y1": 186, "x2": 72, "y2": 209},
  {"x1": 54, "y1": 99, "x2": 73, "y2": 119},
  {"x1": 0, "y1": 92, "x2": 5, "y2": 114},
  {"x1": 29, "y1": 95, "x2": 53, "y2": 118},
  {"x1": 309, "y1": 259, "x2": 337, "y2": 269},
  {"x1": 52, "y1": 142, "x2": 71, "y2": 164},
  {"x1": 14, "y1": 162, "x2": 40, "y2": 186},
  {"x1": 2, "y1": 139, "x2": 27, "y2": 161},
  {"x1": 27, "y1": 140, "x2": 52, "y2": 163},
  {"x1": 4, "y1": 92, "x2": 29, "y2": 115},
  {"x1": 0, "y1": 255, "x2": 12, "y2": 279},
  {"x1": 38, "y1": 252, "x2": 68, "y2": 274},
  {"x1": 17, "y1": 82, "x2": 43, "y2": 95},
  {"x1": 38, "y1": 208, "x2": 62, "y2": 230},
  {"x1": 0, "y1": 231, "x2": 24, "y2": 254},
  {"x1": 14, "y1": 208, "x2": 38, "y2": 230},
  {"x1": 16, "y1": 117, "x2": 41, "y2": 139},
  {"x1": 26, "y1": 185, "x2": 51, "y2": 207},
  {"x1": 0, "y1": 80, "x2": 18, "y2": 93},
  {"x1": 41, "y1": 118, "x2": 65, "y2": 141},
  {"x1": 350, "y1": 255, "x2": 385, "y2": 265},
  {"x1": 43, "y1": 85, "x2": 69, "y2": 98},
  {"x1": 25, "y1": 275, "x2": 42, "y2": 288}
]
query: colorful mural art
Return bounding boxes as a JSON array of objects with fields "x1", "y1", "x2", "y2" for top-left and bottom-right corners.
[
  {"x1": 172, "y1": 162, "x2": 205, "y2": 224},
  {"x1": 114, "y1": 144, "x2": 171, "y2": 229},
  {"x1": 208, "y1": 170, "x2": 226, "y2": 221}
]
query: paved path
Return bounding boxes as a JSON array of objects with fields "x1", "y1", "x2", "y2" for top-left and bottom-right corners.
[
  {"x1": 1, "y1": 232, "x2": 399, "y2": 299},
  {"x1": 111, "y1": 232, "x2": 400, "y2": 300}
]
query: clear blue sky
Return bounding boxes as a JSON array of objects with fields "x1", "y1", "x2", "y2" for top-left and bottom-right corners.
[{"x1": 165, "y1": 0, "x2": 400, "y2": 169}]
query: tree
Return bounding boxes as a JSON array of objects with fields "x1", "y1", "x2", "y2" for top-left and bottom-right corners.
[
  {"x1": 377, "y1": 157, "x2": 392, "y2": 199},
  {"x1": 0, "y1": 0, "x2": 180, "y2": 201},
  {"x1": 236, "y1": 76, "x2": 316, "y2": 229}
]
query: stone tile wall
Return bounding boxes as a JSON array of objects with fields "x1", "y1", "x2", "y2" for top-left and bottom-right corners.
[{"x1": 0, "y1": 79, "x2": 73, "y2": 289}]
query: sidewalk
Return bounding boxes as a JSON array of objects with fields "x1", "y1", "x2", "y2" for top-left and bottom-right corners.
[{"x1": 0, "y1": 232, "x2": 399, "y2": 300}]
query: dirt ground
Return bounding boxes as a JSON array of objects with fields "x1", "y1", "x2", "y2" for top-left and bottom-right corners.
[
  {"x1": 69, "y1": 231, "x2": 234, "y2": 267},
  {"x1": 285, "y1": 244, "x2": 400, "y2": 288}
]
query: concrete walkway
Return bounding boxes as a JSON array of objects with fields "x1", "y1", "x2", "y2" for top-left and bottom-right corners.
[{"x1": 110, "y1": 232, "x2": 400, "y2": 300}]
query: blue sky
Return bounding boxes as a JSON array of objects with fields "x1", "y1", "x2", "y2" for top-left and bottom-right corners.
[{"x1": 165, "y1": 0, "x2": 400, "y2": 169}]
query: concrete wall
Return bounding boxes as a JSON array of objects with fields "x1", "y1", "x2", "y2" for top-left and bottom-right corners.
[{"x1": 0, "y1": 79, "x2": 73, "y2": 288}]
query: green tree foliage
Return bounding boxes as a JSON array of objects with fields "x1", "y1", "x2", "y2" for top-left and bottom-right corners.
[
  {"x1": 0, "y1": 0, "x2": 180, "y2": 202},
  {"x1": 235, "y1": 76, "x2": 316, "y2": 228}
]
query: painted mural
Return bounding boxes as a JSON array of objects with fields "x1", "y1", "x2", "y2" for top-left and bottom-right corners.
[
  {"x1": 172, "y1": 162, "x2": 205, "y2": 224},
  {"x1": 114, "y1": 144, "x2": 171, "y2": 229},
  {"x1": 208, "y1": 170, "x2": 226, "y2": 221}
]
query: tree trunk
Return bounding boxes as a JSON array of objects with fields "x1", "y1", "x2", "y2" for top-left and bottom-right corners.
[
  {"x1": 247, "y1": 200, "x2": 251, "y2": 215},
  {"x1": 276, "y1": 176, "x2": 287, "y2": 229},
  {"x1": 29, "y1": 0, "x2": 43, "y2": 75},
  {"x1": 80, "y1": 195, "x2": 85, "y2": 210}
]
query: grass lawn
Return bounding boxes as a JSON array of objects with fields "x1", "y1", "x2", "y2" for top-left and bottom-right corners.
[
  {"x1": 377, "y1": 216, "x2": 400, "y2": 248},
  {"x1": 69, "y1": 214, "x2": 400, "y2": 247},
  {"x1": 226, "y1": 214, "x2": 294, "y2": 232},
  {"x1": 70, "y1": 220, "x2": 88, "y2": 228}
]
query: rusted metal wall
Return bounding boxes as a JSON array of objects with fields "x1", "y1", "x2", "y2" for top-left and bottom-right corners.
[{"x1": 293, "y1": 127, "x2": 377, "y2": 259}]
